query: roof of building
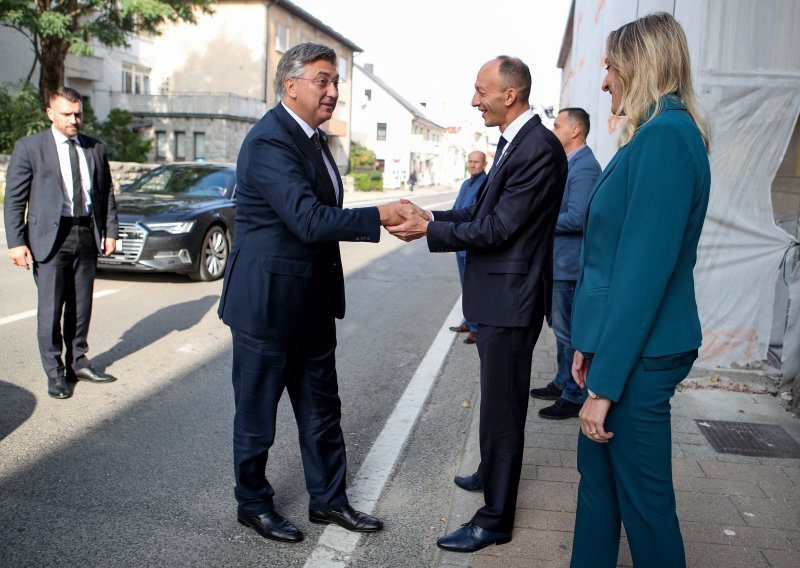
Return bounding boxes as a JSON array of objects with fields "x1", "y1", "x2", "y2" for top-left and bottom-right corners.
[
  {"x1": 355, "y1": 63, "x2": 445, "y2": 130},
  {"x1": 270, "y1": 0, "x2": 363, "y2": 52}
]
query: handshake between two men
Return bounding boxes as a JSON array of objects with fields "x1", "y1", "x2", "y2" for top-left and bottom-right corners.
[{"x1": 376, "y1": 198, "x2": 432, "y2": 242}]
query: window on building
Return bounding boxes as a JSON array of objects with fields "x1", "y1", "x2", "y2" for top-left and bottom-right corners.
[
  {"x1": 122, "y1": 63, "x2": 150, "y2": 94},
  {"x1": 376, "y1": 123, "x2": 387, "y2": 141},
  {"x1": 276, "y1": 24, "x2": 289, "y2": 52},
  {"x1": 175, "y1": 131, "x2": 186, "y2": 160},
  {"x1": 194, "y1": 132, "x2": 206, "y2": 160},
  {"x1": 337, "y1": 57, "x2": 347, "y2": 80},
  {"x1": 155, "y1": 131, "x2": 167, "y2": 160},
  {"x1": 364, "y1": 89, "x2": 372, "y2": 101}
]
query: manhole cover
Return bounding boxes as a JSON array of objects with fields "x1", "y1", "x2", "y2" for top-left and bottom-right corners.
[{"x1": 695, "y1": 420, "x2": 800, "y2": 458}]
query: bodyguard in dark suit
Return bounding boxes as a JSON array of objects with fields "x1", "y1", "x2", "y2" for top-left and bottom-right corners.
[
  {"x1": 389, "y1": 56, "x2": 567, "y2": 552},
  {"x1": 4, "y1": 86, "x2": 119, "y2": 399},
  {"x1": 217, "y1": 43, "x2": 409, "y2": 543}
]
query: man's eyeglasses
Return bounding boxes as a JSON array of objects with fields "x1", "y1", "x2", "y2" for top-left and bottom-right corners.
[{"x1": 294, "y1": 77, "x2": 343, "y2": 90}]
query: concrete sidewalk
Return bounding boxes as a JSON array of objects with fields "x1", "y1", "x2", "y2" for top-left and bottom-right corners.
[{"x1": 434, "y1": 328, "x2": 800, "y2": 568}]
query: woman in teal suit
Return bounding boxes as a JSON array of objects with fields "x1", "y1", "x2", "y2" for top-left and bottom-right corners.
[{"x1": 569, "y1": 13, "x2": 710, "y2": 568}]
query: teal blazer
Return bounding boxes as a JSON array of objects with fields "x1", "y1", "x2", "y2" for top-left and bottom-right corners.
[{"x1": 571, "y1": 96, "x2": 710, "y2": 402}]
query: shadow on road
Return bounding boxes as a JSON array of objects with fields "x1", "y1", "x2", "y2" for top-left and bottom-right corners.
[
  {"x1": 90, "y1": 294, "x2": 220, "y2": 369},
  {"x1": 0, "y1": 381, "x2": 36, "y2": 441}
]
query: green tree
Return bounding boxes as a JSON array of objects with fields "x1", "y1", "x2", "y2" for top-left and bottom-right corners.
[{"x1": 0, "y1": 0, "x2": 215, "y2": 105}]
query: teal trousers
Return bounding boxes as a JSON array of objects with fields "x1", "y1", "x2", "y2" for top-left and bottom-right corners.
[{"x1": 570, "y1": 352, "x2": 695, "y2": 568}]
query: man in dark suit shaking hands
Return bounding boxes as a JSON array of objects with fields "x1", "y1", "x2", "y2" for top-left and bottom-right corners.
[
  {"x1": 389, "y1": 56, "x2": 568, "y2": 552},
  {"x1": 217, "y1": 43, "x2": 413, "y2": 543},
  {"x1": 4, "y1": 86, "x2": 119, "y2": 400}
]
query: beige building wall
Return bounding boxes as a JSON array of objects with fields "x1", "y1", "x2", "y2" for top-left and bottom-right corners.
[{"x1": 149, "y1": 2, "x2": 269, "y2": 100}]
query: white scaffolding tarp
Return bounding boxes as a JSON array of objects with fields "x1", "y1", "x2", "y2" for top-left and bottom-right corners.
[
  {"x1": 695, "y1": 85, "x2": 800, "y2": 376},
  {"x1": 559, "y1": 0, "x2": 800, "y2": 381}
]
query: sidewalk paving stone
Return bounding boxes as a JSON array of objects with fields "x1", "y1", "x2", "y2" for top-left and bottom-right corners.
[{"x1": 434, "y1": 324, "x2": 800, "y2": 567}]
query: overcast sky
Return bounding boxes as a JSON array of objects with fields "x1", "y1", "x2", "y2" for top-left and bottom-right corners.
[{"x1": 290, "y1": 0, "x2": 572, "y2": 129}]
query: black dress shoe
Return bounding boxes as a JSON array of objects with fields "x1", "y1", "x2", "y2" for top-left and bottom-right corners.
[
  {"x1": 74, "y1": 365, "x2": 117, "y2": 383},
  {"x1": 237, "y1": 510, "x2": 304, "y2": 542},
  {"x1": 449, "y1": 323, "x2": 470, "y2": 333},
  {"x1": 47, "y1": 376, "x2": 71, "y2": 399},
  {"x1": 309, "y1": 504, "x2": 383, "y2": 532},
  {"x1": 538, "y1": 398, "x2": 582, "y2": 420},
  {"x1": 453, "y1": 471, "x2": 483, "y2": 492},
  {"x1": 529, "y1": 382, "x2": 562, "y2": 400},
  {"x1": 436, "y1": 522, "x2": 511, "y2": 552}
]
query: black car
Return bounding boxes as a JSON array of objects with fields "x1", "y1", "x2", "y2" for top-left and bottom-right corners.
[{"x1": 99, "y1": 163, "x2": 236, "y2": 281}]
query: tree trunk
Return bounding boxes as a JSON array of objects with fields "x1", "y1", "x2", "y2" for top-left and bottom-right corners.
[{"x1": 38, "y1": 36, "x2": 69, "y2": 106}]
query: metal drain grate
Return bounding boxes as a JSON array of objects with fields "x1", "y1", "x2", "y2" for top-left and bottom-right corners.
[{"x1": 695, "y1": 420, "x2": 800, "y2": 458}]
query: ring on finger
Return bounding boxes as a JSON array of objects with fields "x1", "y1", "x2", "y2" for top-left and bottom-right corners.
[{"x1": 589, "y1": 431, "x2": 598, "y2": 436}]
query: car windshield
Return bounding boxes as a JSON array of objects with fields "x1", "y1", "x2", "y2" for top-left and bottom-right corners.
[{"x1": 125, "y1": 166, "x2": 234, "y2": 198}]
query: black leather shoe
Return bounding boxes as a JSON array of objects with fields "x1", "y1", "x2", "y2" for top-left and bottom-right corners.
[
  {"x1": 74, "y1": 365, "x2": 117, "y2": 383},
  {"x1": 47, "y1": 376, "x2": 71, "y2": 399},
  {"x1": 436, "y1": 522, "x2": 511, "y2": 552},
  {"x1": 538, "y1": 398, "x2": 582, "y2": 420},
  {"x1": 237, "y1": 510, "x2": 303, "y2": 542},
  {"x1": 529, "y1": 382, "x2": 562, "y2": 400},
  {"x1": 454, "y1": 471, "x2": 483, "y2": 492},
  {"x1": 309, "y1": 504, "x2": 383, "y2": 532}
]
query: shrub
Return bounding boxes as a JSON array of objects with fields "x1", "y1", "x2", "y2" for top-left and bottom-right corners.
[
  {"x1": 350, "y1": 169, "x2": 383, "y2": 191},
  {"x1": 0, "y1": 84, "x2": 49, "y2": 153}
]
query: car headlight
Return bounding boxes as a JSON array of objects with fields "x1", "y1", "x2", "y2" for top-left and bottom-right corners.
[{"x1": 143, "y1": 221, "x2": 196, "y2": 234}]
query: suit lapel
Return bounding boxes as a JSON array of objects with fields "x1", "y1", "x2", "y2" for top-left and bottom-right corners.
[
  {"x1": 472, "y1": 115, "x2": 541, "y2": 217},
  {"x1": 274, "y1": 105, "x2": 338, "y2": 206},
  {"x1": 42, "y1": 131, "x2": 69, "y2": 196},
  {"x1": 319, "y1": 130, "x2": 343, "y2": 207}
]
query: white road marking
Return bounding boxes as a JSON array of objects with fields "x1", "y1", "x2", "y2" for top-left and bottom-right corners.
[
  {"x1": 303, "y1": 297, "x2": 463, "y2": 568},
  {"x1": 0, "y1": 289, "x2": 119, "y2": 327}
]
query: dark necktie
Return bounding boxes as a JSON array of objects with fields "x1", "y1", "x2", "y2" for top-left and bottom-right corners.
[
  {"x1": 476, "y1": 136, "x2": 507, "y2": 203},
  {"x1": 68, "y1": 139, "x2": 84, "y2": 216},
  {"x1": 490, "y1": 136, "x2": 508, "y2": 172},
  {"x1": 311, "y1": 132, "x2": 323, "y2": 153},
  {"x1": 311, "y1": 131, "x2": 339, "y2": 199}
]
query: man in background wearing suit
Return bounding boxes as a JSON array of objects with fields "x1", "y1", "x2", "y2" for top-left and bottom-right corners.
[
  {"x1": 217, "y1": 43, "x2": 415, "y2": 543},
  {"x1": 531, "y1": 108, "x2": 601, "y2": 419},
  {"x1": 4, "y1": 86, "x2": 119, "y2": 400},
  {"x1": 389, "y1": 56, "x2": 567, "y2": 552},
  {"x1": 448, "y1": 150, "x2": 486, "y2": 345}
]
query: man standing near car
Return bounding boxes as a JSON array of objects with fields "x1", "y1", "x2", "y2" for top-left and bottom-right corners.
[
  {"x1": 217, "y1": 43, "x2": 416, "y2": 543},
  {"x1": 4, "y1": 86, "x2": 119, "y2": 400}
]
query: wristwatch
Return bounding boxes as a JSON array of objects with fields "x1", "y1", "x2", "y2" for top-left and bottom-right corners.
[{"x1": 587, "y1": 389, "x2": 605, "y2": 400}]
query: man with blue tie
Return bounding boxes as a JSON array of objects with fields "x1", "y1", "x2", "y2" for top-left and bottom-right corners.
[
  {"x1": 448, "y1": 150, "x2": 487, "y2": 345},
  {"x1": 531, "y1": 108, "x2": 601, "y2": 419},
  {"x1": 217, "y1": 42, "x2": 413, "y2": 543},
  {"x1": 4, "y1": 86, "x2": 119, "y2": 399}
]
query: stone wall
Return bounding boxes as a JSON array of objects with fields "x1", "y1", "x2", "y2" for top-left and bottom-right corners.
[{"x1": 0, "y1": 155, "x2": 160, "y2": 199}]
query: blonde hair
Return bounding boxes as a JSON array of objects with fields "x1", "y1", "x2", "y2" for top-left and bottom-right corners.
[{"x1": 606, "y1": 12, "x2": 709, "y2": 151}]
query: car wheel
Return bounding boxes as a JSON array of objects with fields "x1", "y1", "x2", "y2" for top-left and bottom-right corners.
[{"x1": 190, "y1": 225, "x2": 229, "y2": 281}]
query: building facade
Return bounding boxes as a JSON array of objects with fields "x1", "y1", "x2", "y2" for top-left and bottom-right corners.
[{"x1": 0, "y1": 0, "x2": 361, "y2": 169}]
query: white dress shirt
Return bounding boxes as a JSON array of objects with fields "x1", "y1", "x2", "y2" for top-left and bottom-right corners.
[
  {"x1": 51, "y1": 126, "x2": 92, "y2": 216},
  {"x1": 281, "y1": 103, "x2": 340, "y2": 200}
]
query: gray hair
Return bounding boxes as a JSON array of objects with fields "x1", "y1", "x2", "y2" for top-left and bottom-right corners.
[{"x1": 274, "y1": 42, "x2": 337, "y2": 99}]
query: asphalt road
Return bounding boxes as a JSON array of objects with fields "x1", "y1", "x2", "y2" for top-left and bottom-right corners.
[{"x1": 0, "y1": 189, "x2": 485, "y2": 568}]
